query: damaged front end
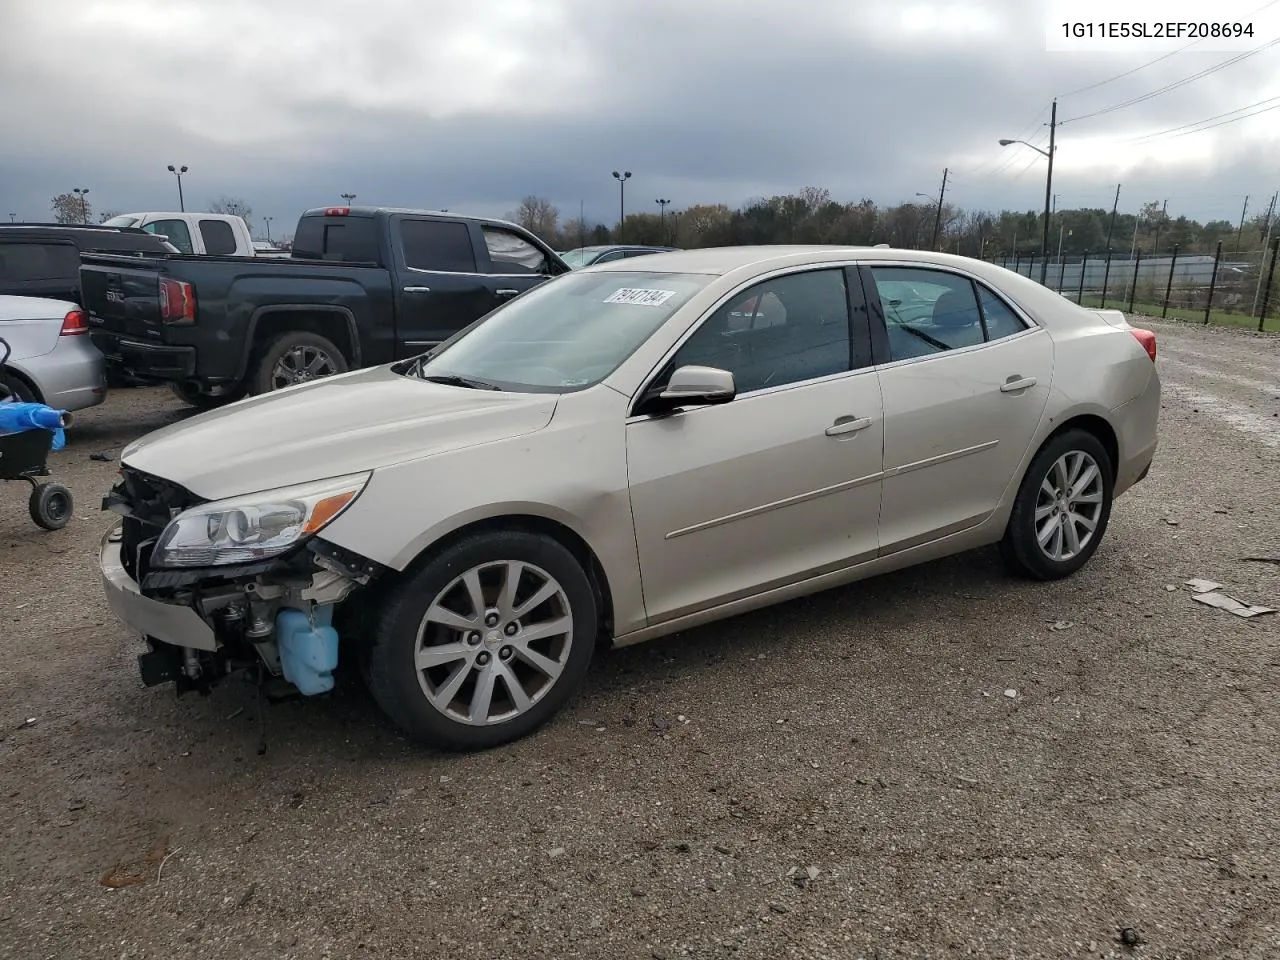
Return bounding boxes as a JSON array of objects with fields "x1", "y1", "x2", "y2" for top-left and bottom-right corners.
[{"x1": 100, "y1": 465, "x2": 384, "y2": 697}]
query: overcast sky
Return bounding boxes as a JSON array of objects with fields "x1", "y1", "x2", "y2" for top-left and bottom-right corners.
[{"x1": 2, "y1": 0, "x2": 1278, "y2": 237}]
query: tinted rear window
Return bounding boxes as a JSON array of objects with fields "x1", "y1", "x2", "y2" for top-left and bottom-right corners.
[
  {"x1": 0, "y1": 242, "x2": 81, "y2": 281},
  {"x1": 399, "y1": 219, "x2": 477, "y2": 273},
  {"x1": 199, "y1": 219, "x2": 238, "y2": 255},
  {"x1": 292, "y1": 216, "x2": 381, "y2": 263}
]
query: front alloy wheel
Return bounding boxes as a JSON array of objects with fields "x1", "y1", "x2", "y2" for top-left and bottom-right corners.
[{"x1": 367, "y1": 530, "x2": 597, "y2": 750}]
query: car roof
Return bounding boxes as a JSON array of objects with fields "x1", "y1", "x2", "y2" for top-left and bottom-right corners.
[
  {"x1": 586, "y1": 245, "x2": 992, "y2": 275},
  {"x1": 299, "y1": 206, "x2": 529, "y2": 233}
]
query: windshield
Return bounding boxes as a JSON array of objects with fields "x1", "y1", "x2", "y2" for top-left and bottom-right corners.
[
  {"x1": 102, "y1": 215, "x2": 140, "y2": 228},
  {"x1": 558, "y1": 248, "x2": 595, "y2": 269},
  {"x1": 407, "y1": 271, "x2": 713, "y2": 392}
]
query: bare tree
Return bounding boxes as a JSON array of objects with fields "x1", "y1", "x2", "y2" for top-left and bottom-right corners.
[
  {"x1": 208, "y1": 196, "x2": 253, "y2": 231},
  {"x1": 51, "y1": 193, "x2": 91, "y2": 224},
  {"x1": 508, "y1": 196, "x2": 559, "y2": 240}
]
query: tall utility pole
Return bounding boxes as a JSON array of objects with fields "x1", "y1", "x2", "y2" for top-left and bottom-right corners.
[
  {"x1": 1235, "y1": 195, "x2": 1250, "y2": 255},
  {"x1": 1104, "y1": 183, "x2": 1121, "y2": 252},
  {"x1": 656, "y1": 198, "x2": 671, "y2": 242},
  {"x1": 930, "y1": 168, "x2": 948, "y2": 251},
  {"x1": 1152, "y1": 198, "x2": 1170, "y2": 254},
  {"x1": 612, "y1": 170, "x2": 631, "y2": 241},
  {"x1": 1041, "y1": 99, "x2": 1057, "y2": 283},
  {"x1": 264, "y1": 216, "x2": 273, "y2": 242},
  {"x1": 579, "y1": 199, "x2": 585, "y2": 249},
  {"x1": 1252, "y1": 191, "x2": 1278, "y2": 315}
]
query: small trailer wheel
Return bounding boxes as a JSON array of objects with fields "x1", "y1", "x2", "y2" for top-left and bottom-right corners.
[{"x1": 29, "y1": 482, "x2": 73, "y2": 531}]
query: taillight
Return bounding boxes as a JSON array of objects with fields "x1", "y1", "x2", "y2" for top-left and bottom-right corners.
[
  {"x1": 1130, "y1": 328, "x2": 1156, "y2": 362},
  {"x1": 158, "y1": 278, "x2": 196, "y2": 324},
  {"x1": 59, "y1": 309, "x2": 89, "y2": 336},
  {"x1": 323, "y1": 207, "x2": 350, "y2": 216}
]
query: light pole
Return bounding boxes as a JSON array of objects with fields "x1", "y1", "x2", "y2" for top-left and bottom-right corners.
[
  {"x1": 166, "y1": 165, "x2": 188, "y2": 211},
  {"x1": 7, "y1": 213, "x2": 14, "y2": 223},
  {"x1": 999, "y1": 98, "x2": 1057, "y2": 283},
  {"x1": 264, "y1": 216, "x2": 273, "y2": 243},
  {"x1": 72, "y1": 187, "x2": 89, "y2": 223},
  {"x1": 656, "y1": 197, "x2": 670, "y2": 243},
  {"x1": 340, "y1": 193, "x2": 356, "y2": 206},
  {"x1": 612, "y1": 170, "x2": 631, "y2": 241}
]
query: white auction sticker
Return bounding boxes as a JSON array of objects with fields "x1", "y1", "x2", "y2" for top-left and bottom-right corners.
[{"x1": 604, "y1": 288, "x2": 677, "y2": 306}]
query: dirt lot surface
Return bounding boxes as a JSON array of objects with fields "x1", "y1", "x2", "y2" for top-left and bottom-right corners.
[{"x1": 2, "y1": 319, "x2": 1277, "y2": 960}]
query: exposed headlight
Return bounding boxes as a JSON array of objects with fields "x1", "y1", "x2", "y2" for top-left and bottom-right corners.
[{"x1": 151, "y1": 473, "x2": 371, "y2": 568}]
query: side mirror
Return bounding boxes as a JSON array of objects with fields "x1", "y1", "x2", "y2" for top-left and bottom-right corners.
[{"x1": 638, "y1": 365, "x2": 736, "y2": 416}]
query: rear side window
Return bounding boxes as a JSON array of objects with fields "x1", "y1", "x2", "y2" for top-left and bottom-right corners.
[
  {"x1": 198, "y1": 219, "x2": 238, "y2": 256},
  {"x1": 400, "y1": 220, "x2": 477, "y2": 273},
  {"x1": 291, "y1": 216, "x2": 381, "y2": 263},
  {"x1": 143, "y1": 219, "x2": 194, "y2": 254},
  {"x1": 0, "y1": 242, "x2": 80, "y2": 281},
  {"x1": 481, "y1": 226, "x2": 546, "y2": 274},
  {"x1": 975, "y1": 284, "x2": 1029, "y2": 340}
]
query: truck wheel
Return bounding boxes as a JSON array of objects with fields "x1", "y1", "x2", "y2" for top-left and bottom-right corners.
[
  {"x1": 169, "y1": 382, "x2": 244, "y2": 410},
  {"x1": 252, "y1": 332, "x2": 348, "y2": 394}
]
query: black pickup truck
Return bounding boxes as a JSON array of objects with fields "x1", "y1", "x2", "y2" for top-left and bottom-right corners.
[{"x1": 80, "y1": 207, "x2": 569, "y2": 407}]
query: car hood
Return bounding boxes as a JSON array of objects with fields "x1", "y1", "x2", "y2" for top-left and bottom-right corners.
[{"x1": 121, "y1": 366, "x2": 560, "y2": 501}]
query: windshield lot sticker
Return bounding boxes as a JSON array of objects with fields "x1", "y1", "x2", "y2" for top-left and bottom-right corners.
[{"x1": 604, "y1": 288, "x2": 677, "y2": 306}]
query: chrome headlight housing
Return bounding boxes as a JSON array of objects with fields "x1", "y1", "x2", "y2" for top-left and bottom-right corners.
[{"x1": 151, "y1": 473, "x2": 371, "y2": 568}]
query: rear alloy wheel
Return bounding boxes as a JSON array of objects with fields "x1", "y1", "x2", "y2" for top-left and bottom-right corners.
[
  {"x1": 252, "y1": 332, "x2": 348, "y2": 394},
  {"x1": 999, "y1": 428, "x2": 1114, "y2": 580},
  {"x1": 0, "y1": 374, "x2": 38, "y2": 404},
  {"x1": 367, "y1": 531, "x2": 597, "y2": 751}
]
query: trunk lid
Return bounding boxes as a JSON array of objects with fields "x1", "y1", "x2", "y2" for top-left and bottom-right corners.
[{"x1": 80, "y1": 255, "x2": 168, "y2": 339}]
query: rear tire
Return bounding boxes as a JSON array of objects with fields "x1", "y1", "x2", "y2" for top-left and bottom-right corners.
[
  {"x1": 367, "y1": 530, "x2": 597, "y2": 751},
  {"x1": 30, "y1": 483, "x2": 73, "y2": 531},
  {"x1": 0, "y1": 373, "x2": 39, "y2": 404},
  {"x1": 1000, "y1": 428, "x2": 1114, "y2": 580},
  {"x1": 169, "y1": 382, "x2": 244, "y2": 410},
  {"x1": 250, "y1": 332, "x2": 348, "y2": 395}
]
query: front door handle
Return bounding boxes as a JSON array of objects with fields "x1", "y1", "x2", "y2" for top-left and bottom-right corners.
[
  {"x1": 495, "y1": 288, "x2": 520, "y2": 298},
  {"x1": 825, "y1": 416, "x2": 873, "y2": 437},
  {"x1": 1000, "y1": 376, "x2": 1037, "y2": 393},
  {"x1": 403, "y1": 285, "x2": 431, "y2": 293}
]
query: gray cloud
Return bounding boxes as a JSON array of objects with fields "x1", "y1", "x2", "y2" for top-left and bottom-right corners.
[{"x1": 2, "y1": 0, "x2": 1277, "y2": 234}]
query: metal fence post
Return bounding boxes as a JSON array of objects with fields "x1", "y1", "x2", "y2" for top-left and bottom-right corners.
[
  {"x1": 1259, "y1": 237, "x2": 1279, "y2": 333},
  {"x1": 1162, "y1": 244, "x2": 1180, "y2": 319},
  {"x1": 1203, "y1": 240, "x2": 1223, "y2": 325},
  {"x1": 1015, "y1": 253, "x2": 1022, "y2": 276},
  {"x1": 1077, "y1": 252, "x2": 1089, "y2": 304},
  {"x1": 1058, "y1": 254, "x2": 1067, "y2": 293},
  {"x1": 1129, "y1": 250, "x2": 1142, "y2": 314},
  {"x1": 1101, "y1": 248, "x2": 1113, "y2": 309}
]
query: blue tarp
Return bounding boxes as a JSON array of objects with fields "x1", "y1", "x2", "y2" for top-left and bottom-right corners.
[{"x1": 0, "y1": 401, "x2": 67, "y2": 451}]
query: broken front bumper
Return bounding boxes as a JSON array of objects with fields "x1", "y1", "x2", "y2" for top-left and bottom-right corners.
[{"x1": 100, "y1": 527, "x2": 217, "y2": 651}]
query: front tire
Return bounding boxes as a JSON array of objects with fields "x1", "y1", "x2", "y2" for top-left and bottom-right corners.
[
  {"x1": 999, "y1": 428, "x2": 1114, "y2": 580},
  {"x1": 367, "y1": 530, "x2": 597, "y2": 751},
  {"x1": 250, "y1": 332, "x2": 348, "y2": 394}
]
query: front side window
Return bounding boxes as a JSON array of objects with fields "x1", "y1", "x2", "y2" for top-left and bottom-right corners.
[
  {"x1": 408, "y1": 271, "x2": 713, "y2": 392},
  {"x1": 199, "y1": 219, "x2": 238, "y2": 255},
  {"x1": 482, "y1": 227, "x2": 546, "y2": 274},
  {"x1": 143, "y1": 219, "x2": 193, "y2": 254},
  {"x1": 669, "y1": 268, "x2": 854, "y2": 395},
  {"x1": 400, "y1": 219, "x2": 478, "y2": 273}
]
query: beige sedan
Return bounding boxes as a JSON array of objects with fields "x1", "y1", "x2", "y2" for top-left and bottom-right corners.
[{"x1": 100, "y1": 246, "x2": 1160, "y2": 750}]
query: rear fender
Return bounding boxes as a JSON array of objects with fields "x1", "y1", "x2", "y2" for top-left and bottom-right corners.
[{"x1": 235, "y1": 305, "x2": 362, "y2": 381}]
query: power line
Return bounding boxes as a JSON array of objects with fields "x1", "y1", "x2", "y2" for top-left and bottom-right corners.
[
  {"x1": 1057, "y1": 0, "x2": 1280, "y2": 99},
  {"x1": 1142, "y1": 101, "x2": 1280, "y2": 141},
  {"x1": 1126, "y1": 94, "x2": 1280, "y2": 143},
  {"x1": 1059, "y1": 38, "x2": 1280, "y2": 125}
]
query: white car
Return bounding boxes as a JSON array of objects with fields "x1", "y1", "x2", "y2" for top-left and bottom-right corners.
[
  {"x1": 0, "y1": 295, "x2": 107, "y2": 410},
  {"x1": 99, "y1": 246, "x2": 1160, "y2": 751}
]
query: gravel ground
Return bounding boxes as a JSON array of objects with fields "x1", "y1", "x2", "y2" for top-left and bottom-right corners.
[{"x1": 1, "y1": 319, "x2": 1277, "y2": 960}]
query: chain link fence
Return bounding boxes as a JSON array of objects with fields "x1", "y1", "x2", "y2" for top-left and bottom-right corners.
[{"x1": 985, "y1": 238, "x2": 1280, "y2": 332}]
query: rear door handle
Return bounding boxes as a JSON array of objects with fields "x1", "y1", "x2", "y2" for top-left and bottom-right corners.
[
  {"x1": 495, "y1": 288, "x2": 520, "y2": 298},
  {"x1": 1000, "y1": 376, "x2": 1037, "y2": 392},
  {"x1": 403, "y1": 286, "x2": 431, "y2": 293},
  {"x1": 825, "y1": 416, "x2": 873, "y2": 437}
]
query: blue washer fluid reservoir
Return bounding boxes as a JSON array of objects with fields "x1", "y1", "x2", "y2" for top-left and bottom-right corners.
[{"x1": 276, "y1": 605, "x2": 339, "y2": 696}]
